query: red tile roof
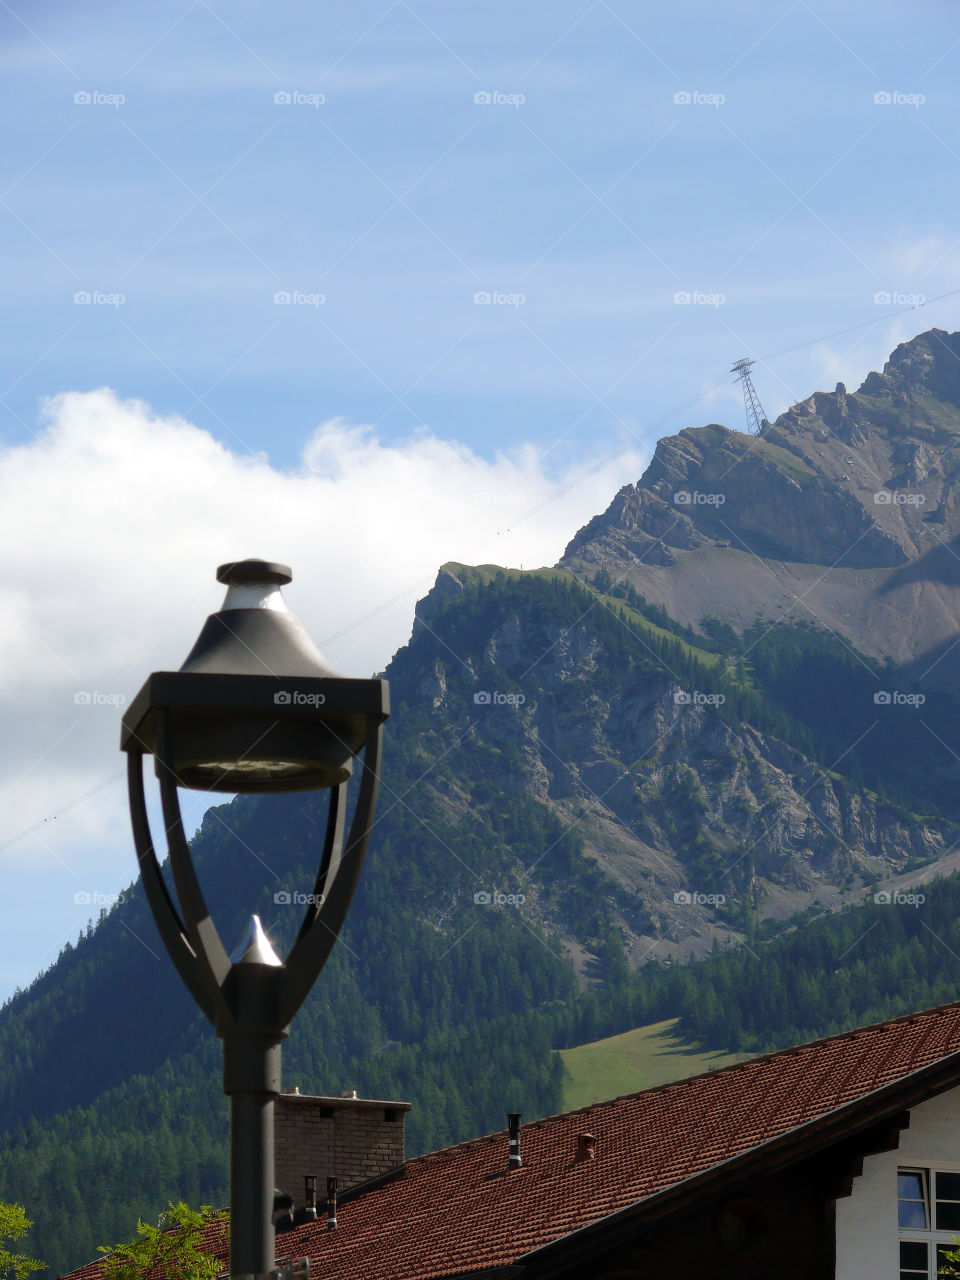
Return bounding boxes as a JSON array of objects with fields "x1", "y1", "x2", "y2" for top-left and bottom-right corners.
[{"x1": 63, "y1": 1000, "x2": 960, "y2": 1280}]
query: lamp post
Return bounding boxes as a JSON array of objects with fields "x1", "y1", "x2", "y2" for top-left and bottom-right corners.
[{"x1": 120, "y1": 559, "x2": 388, "y2": 1280}]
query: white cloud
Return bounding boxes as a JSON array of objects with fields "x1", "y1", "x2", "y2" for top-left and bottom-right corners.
[{"x1": 0, "y1": 388, "x2": 646, "y2": 902}]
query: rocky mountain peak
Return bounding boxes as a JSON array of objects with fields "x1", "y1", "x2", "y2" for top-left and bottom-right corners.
[
  {"x1": 559, "y1": 328, "x2": 960, "y2": 672},
  {"x1": 858, "y1": 328, "x2": 960, "y2": 407}
]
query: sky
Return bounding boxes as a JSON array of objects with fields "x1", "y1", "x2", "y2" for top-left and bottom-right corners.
[{"x1": 2, "y1": 0, "x2": 960, "y2": 1001}]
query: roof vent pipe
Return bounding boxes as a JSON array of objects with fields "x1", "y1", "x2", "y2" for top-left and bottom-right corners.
[
  {"x1": 303, "y1": 1175, "x2": 317, "y2": 1221},
  {"x1": 326, "y1": 1177, "x2": 338, "y2": 1231},
  {"x1": 575, "y1": 1132, "x2": 597, "y2": 1162},
  {"x1": 507, "y1": 1113, "x2": 522, "y2": 1169}
]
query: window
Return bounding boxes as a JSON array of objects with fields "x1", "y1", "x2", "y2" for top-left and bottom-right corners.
[
  {"x1": 899, "y1": 1240, "x2": 956, "y2": 1279},
  {"x1": 936, "y1": 1174, "x2": 960, "y2": 1232},
  {"x1": 900, "y1": 1171, "x2": 929, "y2": 1229},
  {"x1": 899, "y1": 1168, "x2": 960, "y2": 1279}
]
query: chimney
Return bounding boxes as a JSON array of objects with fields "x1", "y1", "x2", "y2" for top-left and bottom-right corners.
[
  {"x1": 507, "y1": 1113, "x2": 522, "y2": 1169},
  {"x1": 326, "y1": 1177, "x2": 338, "y2": 1231},
  {"x1": 575, "y1": 1132, "x2": 597, "y2": 1162},
  {"x1": 303, "y1": 1175, "x2": 317, "y2": 1221},
  {"x1": 273, "y1": 1089, "x2": 412, "y2": 1211}
]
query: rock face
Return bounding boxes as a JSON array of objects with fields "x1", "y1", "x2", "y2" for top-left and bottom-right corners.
[
  {"x1": 560, "y1": 329, "x2": 960, "y2": 681},
  {"x1": 403, "y1": 563, "x2": 959, "y2": 968}
]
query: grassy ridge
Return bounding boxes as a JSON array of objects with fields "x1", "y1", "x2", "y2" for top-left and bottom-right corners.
[
  {"x1": 559, "y1": 1018, "x2": 746, "y2": 1110},
  {"x1": 442, "y1": 562, "x2": 733, "y2": 669}
]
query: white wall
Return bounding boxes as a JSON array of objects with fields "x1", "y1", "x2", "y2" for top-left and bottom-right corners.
[{"x1": 835, "y1": 1086, "x2": 960, "y2": 1280}]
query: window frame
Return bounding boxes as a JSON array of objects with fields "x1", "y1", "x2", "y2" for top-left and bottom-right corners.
[{"x1": 898, "y1": 1163, "x2": 960, "y2": 1279}]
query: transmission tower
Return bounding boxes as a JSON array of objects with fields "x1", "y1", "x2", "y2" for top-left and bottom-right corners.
[{"x1": 731, "y1": 358, "x2": 768, "y2": 435}]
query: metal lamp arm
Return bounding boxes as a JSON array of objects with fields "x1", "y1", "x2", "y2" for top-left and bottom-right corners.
[
  {"x1": 278, "y1": 719, "x2": 384, "y2": 1025},
  {"x1": 294, "y1": 782, "x2": 347, "y2": 944},
  {"x1": 126, "y1": 751, "x2": 222, "y2": 1024},
  {"x1": 154, "y1": 713, "x2": 233, "y2": 1009}
]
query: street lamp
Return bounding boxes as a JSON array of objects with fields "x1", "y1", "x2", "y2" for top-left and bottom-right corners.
[{"x1": 121, "y1": 559, "x2": 388, "y2": 1280}]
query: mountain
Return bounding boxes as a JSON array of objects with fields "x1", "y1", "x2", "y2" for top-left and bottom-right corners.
[
  {"x1": 562, "y1": 329, "x2": 960, "y2": 681},
  {"x1": 6, "y1": 327, "x2": 960, "y2": 1275}
]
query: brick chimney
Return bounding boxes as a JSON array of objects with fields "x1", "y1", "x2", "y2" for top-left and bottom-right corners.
[{"x1": 274, "y1": 1089, "x2": 411, "y2": 1208}]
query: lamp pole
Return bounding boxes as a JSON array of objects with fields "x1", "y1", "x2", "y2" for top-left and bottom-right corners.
[{"x1": 121, "y1": 560, "x2": 388, "y2": 1279}]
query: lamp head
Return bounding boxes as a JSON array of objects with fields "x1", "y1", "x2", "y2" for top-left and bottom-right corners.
[{"x1": 120, "y1": 560, "x2": 388, "y2": 793}]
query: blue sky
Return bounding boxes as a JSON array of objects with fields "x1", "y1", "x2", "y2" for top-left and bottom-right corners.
[
  {"x1": 2, "y1": 0, "x2": 960, "y2": 1001},
  {"x1": 5, "y1": 0, "x2": 960, "y2": 467}
]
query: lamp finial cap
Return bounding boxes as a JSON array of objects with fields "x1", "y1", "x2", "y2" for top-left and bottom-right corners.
[
  {"x1": 230, "y1": 914, "x2": 282, "y2": 966},
  {"x1": 217, "y1": 560, "x2": 292, "y2": 587}
]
